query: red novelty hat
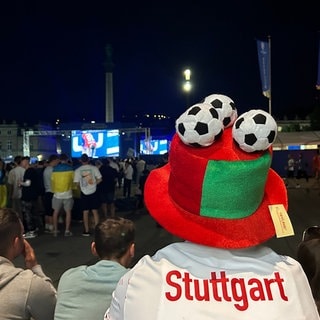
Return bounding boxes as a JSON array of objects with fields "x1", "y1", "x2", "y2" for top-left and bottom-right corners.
[{"x1": 144, "y1": 96, "x2": 288, "y2": 249}]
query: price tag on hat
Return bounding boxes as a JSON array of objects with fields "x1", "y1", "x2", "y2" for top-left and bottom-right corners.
[{"x1": 268, "y1": 204, "x2": 295, "y2": 238}]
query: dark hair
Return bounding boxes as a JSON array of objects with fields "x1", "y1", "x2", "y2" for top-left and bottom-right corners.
[
  {"x1": 302, "y1": 226, "x2": 320, "y2": 242},
  {"x1": 94, "y1": 217, "x2": 135, "y2": 259},
  {"x1": 14, "y1": 155, "x2": 22, "y2": 164},
  {"x1": 48, "y1": 154, "x2": 59, "y2": 163},
  {"x1": 297, "y1": 239, "x2": 320, "y2": 312},
  {"x1": 103, "y1": 158, "x2": 110, "y2": 166},
  {"x1": 80, "y1": 153, "x2": 89, "y2": 162},
  {"x1": 21, "y1": 156, "x2": 30, "y2": 162},
  {"x1": 0, "y1": 208, "x2": 22, "y2": 257},
  {"x1": 59, "y1": 153, "x2": 69, "y2": 161}
]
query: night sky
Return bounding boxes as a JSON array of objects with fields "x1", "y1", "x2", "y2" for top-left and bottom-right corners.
[{"x1": 0, "y1": 1, "x2": 319, "y2": 125}]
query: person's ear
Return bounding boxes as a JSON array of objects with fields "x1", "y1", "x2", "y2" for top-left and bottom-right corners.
[
  {"x1": 91, "y1": 242, "x2": 98, "y2": 256},
  {"x1": 12, "y1": 236, "x2": 24, "y2": 259},
  {"x1": 129, "y1": 243, "x2": 135, "y2": 258}
]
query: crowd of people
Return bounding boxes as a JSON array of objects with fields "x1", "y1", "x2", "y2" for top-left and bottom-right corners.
[
  {"x1": 284, "y1": 151, "x2": 320, "y2": 187},
  {"x1": 0, "y1": 154, "x2": 151, "y2": 239},
  {"x1": 1, "y1": 96, "x2": 320, "y2": 319},
  {"x1": 0, "y1": 153, "x2": 158, "y2": 319}
]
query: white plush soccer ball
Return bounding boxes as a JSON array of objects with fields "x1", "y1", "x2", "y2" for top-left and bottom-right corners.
[
  {"x1": 232, "y1": 109, "x2": 277, "y2": 153},
  {"x1": 202, "y1": 94, "x2": 238, "y2": 128},
  {"x1": 176, "y1": 103, "x2": 224, "y2": 147}
]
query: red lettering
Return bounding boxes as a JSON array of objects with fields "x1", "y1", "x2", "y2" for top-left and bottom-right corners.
[
  {"x1": 210, "y1": 271, "x2": 231, "y2": 301},
  {"x1": 194, "y1": 279, "x2": 210, "y2": 301},
  {"x1": 231, "y1": 278, "x2": 248, "y2": 311},
  {"x1": 248, "y1": 278, "x2": 266, "y2": 301},
  {"x1": 165, "y1": 270, "x2": 182, "y2": 301},
  {"x1": 210, "y1": 272, "x2": 222, "y2": 301},
  {"x1": 264, "y1": 272, "x2": 288, "y2": 301},
  {"x1": 183, "y1": 272, "x2": 193, "y2": 300},
  {"x1": 164, "y1": 270, "x2": 288, "y2": 311}
]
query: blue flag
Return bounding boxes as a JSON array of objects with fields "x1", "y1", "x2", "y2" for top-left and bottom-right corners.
[{"x1": 257, "y1": 39, "x2": 271, "y2": 98}]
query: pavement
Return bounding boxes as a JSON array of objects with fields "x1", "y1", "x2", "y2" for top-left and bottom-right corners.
[{"x1": 14, "y1": 177, "x2": 320, "y2": 288}]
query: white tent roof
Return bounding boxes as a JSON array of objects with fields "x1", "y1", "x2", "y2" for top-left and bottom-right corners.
[{"x1": 274, "y1": 131, "x2": 320, "y2": 148}]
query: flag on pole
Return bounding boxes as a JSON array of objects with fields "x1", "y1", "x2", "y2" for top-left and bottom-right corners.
[
  {"x1": 257, "y1": 39, "x2": 271, "y2": 98},
  {"x1": 316, "y1": 35, "x2": 320, "y2": 90}
]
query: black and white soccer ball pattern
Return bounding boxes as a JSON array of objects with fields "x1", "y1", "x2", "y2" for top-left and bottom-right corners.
[
  {"x1": 201, "y1": 94, "x2": 238, "y2": 128},
  {"x1": 176, "y1": 103, "x2": 223, "y2": 147},
  {"x1": 176, "y1": 96, "x2": 277, "y2": 152},
  {"x1": 232, "y1": 109, "x2": 277, "y2": 153}
]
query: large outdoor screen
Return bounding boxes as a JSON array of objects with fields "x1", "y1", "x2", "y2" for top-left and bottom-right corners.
[
  {"x1": 139, "y1": 139, "x2": 169, "y2": 155},
  {"x1": 71, "y1": 129, "x2": 119, "y2": 158}
]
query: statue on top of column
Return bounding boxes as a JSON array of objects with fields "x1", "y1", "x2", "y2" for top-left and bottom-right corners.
[{"x1": 104, "y1": 44, "x2": 114, "y2": 72}]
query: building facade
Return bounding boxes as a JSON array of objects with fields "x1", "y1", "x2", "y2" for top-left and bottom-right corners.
[{"x1": 0, "y1": 121, "x2": 57, "y2": 162}]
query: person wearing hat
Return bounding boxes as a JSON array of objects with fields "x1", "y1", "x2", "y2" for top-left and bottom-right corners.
[{"x1": 104, "y1": 95, "x2": 319, "y2": 319}]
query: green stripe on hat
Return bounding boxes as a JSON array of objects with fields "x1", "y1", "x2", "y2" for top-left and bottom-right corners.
[{"x1": 200, "y1": 152, "x2": 271, "y2": 219}]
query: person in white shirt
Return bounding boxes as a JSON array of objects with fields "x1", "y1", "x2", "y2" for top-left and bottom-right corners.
[
  {"x1": 105, "y1": 95, "x2": 319, "y2": 320},
  {"x1": 73, "y1": 153, "x2": 102, "y2": 236},
  {"x1": 122, "y1": 160, "x2": 133, "y2": 198},
  {"x1": 7, "y1": 155, "x2": 25, "y2": 219},
  {"x1": 135, "y1": 158, "x2": 146, "y2": 184}
]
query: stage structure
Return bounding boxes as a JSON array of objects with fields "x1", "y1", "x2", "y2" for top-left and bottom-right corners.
[{"x1": 22, "y1": 127, "x2": 151, "y2": 158}]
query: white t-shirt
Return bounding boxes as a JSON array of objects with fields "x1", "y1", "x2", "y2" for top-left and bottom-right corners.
[
  {"x1": 7, "y1": 166, "x2": 25, "y2": 199},
  {"x1": 124, "y1": 164, "x2": 133, "y2": 180},
  {"x1": 43, "y1": 166, "x2": 53, "y2": 193},
  {"x1": 288, "y1": 158, "x2": 295, "y2": 171},
  {"x1": 74, "y1": 164, "x2": 102, "y2": 195},
  {"x1": 105, "y1": 242, "x2": 319, "y2": 320},
  {"x1": 136, "y1": 159, "x2": 146, "y2": 173}
]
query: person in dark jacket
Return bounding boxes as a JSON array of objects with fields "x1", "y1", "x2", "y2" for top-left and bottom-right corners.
[
  {"x1": 20, "y1": 157, "x2": 41, "y2": 238},
  {"x1": 96, "y1": 158, "x2": 118, "y2": 218}
]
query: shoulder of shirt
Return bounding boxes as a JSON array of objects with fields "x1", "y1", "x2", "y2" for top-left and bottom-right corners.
[
  {"x1": 60, "y1": 265, "x2": 87, "y2": 279},
  {"x1": 53, "y1": 163, "x2": 74, "y2": 172}
]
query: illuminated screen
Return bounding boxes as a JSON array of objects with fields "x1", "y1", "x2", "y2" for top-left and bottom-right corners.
[
  {"x1": 71, "y1": 129, "x2": 119, "y2": 158},
  {"x1": 140, "y1": 139, "x2": 168, "y2": 155}
]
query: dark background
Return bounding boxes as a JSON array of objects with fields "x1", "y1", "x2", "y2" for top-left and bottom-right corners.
[{"x1": 0, "y1": 1, "x2": 319, "y2": 124}]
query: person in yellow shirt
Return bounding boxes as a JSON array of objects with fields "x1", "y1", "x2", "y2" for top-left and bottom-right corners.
[{"x1": 51, "y1": 154, "x2": 74, "y2": 237}]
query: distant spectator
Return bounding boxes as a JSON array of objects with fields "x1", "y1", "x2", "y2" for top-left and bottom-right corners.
[
  {"x1": 74, "y1": 153, "x2": 102, "y2": 236},
  {"x1": 312, "y1": 149, "x2": 320, "y2": 180},
  {"x1": 7, "y1": 155, "x2": 24, "y2": 219},
  {"x1": 96, "y1": 158, "x2": 118, "y2": 218},
  {"x1": 286, "y1": 153, "x2": 295, "y2": 179},
  {"x1": 135, "y1": 157, "x2": 146, "y2": 185},
  {"x1": 51, "y1": 154, "x2": 74, "y2": 237},
  {"x1": 43, "y1": 154, "x2": 60, "y2": 233},
  {"x1": 117, "y1": 159, "x2": 125, "y2": 188},
  {"x1": 123, "y1": 160, "x2": 133, "y2": 198},
  {"x1": 285, "y1": 153, "x2": 298, "y2": 187},
  {"x1": 135, "y1": 169, "x2": 150, "y2": 210},
  {"x1": 296, "y1": 152, "x2": 309, "y2": 183},
  {"x1": 21, "y1": 156, "x2": 42, "y2": 239}
]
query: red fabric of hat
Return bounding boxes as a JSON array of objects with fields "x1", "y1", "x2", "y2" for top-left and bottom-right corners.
[{"x1": 144, "y1": 128, "x2": 288, "y2": 249}]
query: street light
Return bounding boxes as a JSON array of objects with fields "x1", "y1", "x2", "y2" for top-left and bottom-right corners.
[
  {"x1": 183, "y1": 68, "x2": 192, "y2": 106},
  {"x1": 184, "y1": 69, "x2": 191, "y2": 81}
]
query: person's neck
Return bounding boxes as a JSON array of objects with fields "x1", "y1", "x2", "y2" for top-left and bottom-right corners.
[{"x1": 106, "y1": 256, "x2": 129, "y2": 268}]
